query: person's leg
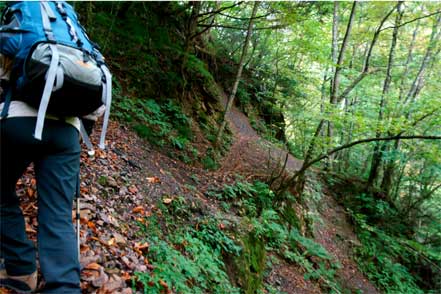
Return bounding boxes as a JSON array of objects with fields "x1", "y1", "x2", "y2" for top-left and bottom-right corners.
[
  {"x1": 35, "y1": 120, "x2": 81, "y2": 293},
  {"x1": 0, "y1": 118, "x2": 37, "y2": 276}
]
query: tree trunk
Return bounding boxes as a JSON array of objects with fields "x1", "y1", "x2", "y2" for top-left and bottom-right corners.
[
  {"x1": 337, "y1": 94, "x2": 356, "y2": 172},
  {"x1": 367, "y1": 2, "x2": 403, "y2": 190},
  {"x1": 181, "y1": 2, "x2": 202, "y2": 99},
  {"x1": 215, "y1": 2, "x2": 259, "y2": 146},
  {"x1": 404, "y1": 13, "x2": 441, "y2": 105},
  {"x1": 380, "y1": 139, "x2": 400, "y2": 197},
  {"x1": 398, "y1": 23, "x2": 419, "y2": 101},
  {"x1": 319, "y1": 69, "x2": 329, "y2": 139},
  {"x1": 380, "y1": 13, "x2": 441, "y2": 194},
  {"x1": 337, "y1": 5, "x2": 397, "y2": 104},
  {"x1": 327, "y1": 2, "x2": 356, "y2": 160},
  {"x1": 325, "y1": 2, "x2": 340, "y2": 167},
  {"x1": 330, "y1": 2, "x2": 356, "y2": 105}
]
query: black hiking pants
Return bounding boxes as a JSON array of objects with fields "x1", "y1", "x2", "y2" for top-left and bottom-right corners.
[{"x1": 0, "y1": 117, "x2": 81, "y2": 293}]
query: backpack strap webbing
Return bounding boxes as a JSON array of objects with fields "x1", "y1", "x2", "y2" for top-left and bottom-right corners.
[
  {"x1": 99, "y1": 65, "x2": 112, "y2": 150},
  {"x1": 79, "y1": 120, "x2": 95, "y2": 156},
  {"x1": 0, "y1": 87, "x2": 12, "y2": 119},
  {"x1": 40, "y1": 2, "x2": 56, "y2": 41},
  {"x1": 34, "y1": 2, "x2": 59, "y2": 140},
  {"x1": 34, "y1": 43, "x2": 59, "y2": 140}
]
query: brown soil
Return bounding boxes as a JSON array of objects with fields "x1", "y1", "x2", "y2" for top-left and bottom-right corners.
[{"x1": 313, "y1": 190, "x2": 380, "y2": 294}]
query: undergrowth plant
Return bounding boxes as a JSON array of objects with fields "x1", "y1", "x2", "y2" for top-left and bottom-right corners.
[
  {"x1": 206, "y1": 180, "x2": 342, "y2": 293},
  {"x1": 350, "y1": 211, "x2": 431, "y2": 294},
  {"x1": 132, "y1": 180, "x2": 343, "y2": 293},
  {"x1": 114, "y1": 97, "x2": 202, "y2": 162},
  {"x1": 332, "y1": 188, "x2": 441, "y2": 294},
  {"x1": 134, "y1": 208, "x2": 241, "y2": 294}
]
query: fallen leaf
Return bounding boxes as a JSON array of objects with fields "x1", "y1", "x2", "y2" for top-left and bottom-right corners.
[
  {"x1": 100, "y1": 275, "x2": 125, "y2": 293},
  {"x1": 163, "y1": 198, "x2": 173, "y2": 204},
  {"x1": 80, "y1": 244, "x2": 90, "y2": 253},
  {"x1": 27, "y1": 188, "x2": 35, "y2": 197},
  {"x1": 25, "y1": 223, "x2": 36, "y2": 234},
  {"x1": 113, "y1": 232, "x2": 126, "y2": 245},
  {"x1": 146, "y1": 176, "x2": 161, "y2": 184},
  {"x1": 136, "y1": 217, "x2": 146, "y2": 224},
  {"x1": 91, "y1": 269, "x2": 109, "y2": 288},
  {"x1": 88, "y1": 221, "x2": 98, "y2": 233},
  {"x1": 159, "y1": 279, "x2": 169, "y2": 289},
  {"x1": 85, "y1": 262, "x2": 102, "y2": 271},
  {"x1": 82, "y1": 269, "x2": 100, "y2": 278},
  {"x1": 121, "y1": 271, "x2": 131, "y2": 281},
  {"x1": 135, "y1": 242, "x2": 149, "y2": 252},
  {"x1": 108, "y1": 238, "x2": 116, "y2": 246},
  {"x1": 128, "y1": 186, "x2": 138, "y2": 194},
  {"x1": 132, "y1": 206, "x2": 144, "y2": 214}
]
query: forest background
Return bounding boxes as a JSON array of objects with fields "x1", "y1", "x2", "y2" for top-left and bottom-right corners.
[
  {"x1": 2, "y1": 1, "x2": 441, "y2": 294},
  {"x1": 73, "y1": 1, "x2": 441, "y2": 293}
]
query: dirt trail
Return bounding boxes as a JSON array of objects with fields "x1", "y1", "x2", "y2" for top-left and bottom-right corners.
[
  {"x1": 314, "y1": 192, "x2": 380, "y2": 294},
  {"x1": 219, "y1": 90, "x2": 379, "y2": 294},
  {"x1": 219, "y1": 92, "x2": 302, "y2": 176}
]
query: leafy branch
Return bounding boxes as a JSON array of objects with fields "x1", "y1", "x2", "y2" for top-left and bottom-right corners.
[
  {"x1": 294, "y1": 135, "x2": 441, "y2": 181},
  {"x1": 379, "y1": 10, "x2": 441, "y2": 32}
]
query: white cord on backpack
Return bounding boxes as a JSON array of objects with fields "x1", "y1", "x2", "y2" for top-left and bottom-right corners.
[
  {"x1": 99, "y1": 65, "x2": 112, "y2": 150},
  {"x1": 79, "y1": 121, "x2": 95, "y2": 157},
  {"x1": 34, "y1": 44, "x2": 59, "y2": 140}
]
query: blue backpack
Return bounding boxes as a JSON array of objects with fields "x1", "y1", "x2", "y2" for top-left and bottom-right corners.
[{"x1": 0, "y1": 1, "x2": 111, "y2": 149}]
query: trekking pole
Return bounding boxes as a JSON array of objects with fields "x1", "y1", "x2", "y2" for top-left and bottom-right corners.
[
  {"x1": 75, "y1": 176, "x2": 81, "y2": 261},
  {"x1": 76, "y1": 195, "x2": 80, "y2": 260}
]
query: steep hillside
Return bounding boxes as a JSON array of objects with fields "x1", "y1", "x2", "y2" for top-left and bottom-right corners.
[{"x1": 2, "y1": 99, "x2": 380, "y2": 293}]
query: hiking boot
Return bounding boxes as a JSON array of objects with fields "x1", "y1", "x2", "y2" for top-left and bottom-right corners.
[{"x1": 0, "y1": 269, "x2": 37, "y2": 293}]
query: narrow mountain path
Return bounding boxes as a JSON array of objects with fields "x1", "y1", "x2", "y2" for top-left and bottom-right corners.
[
  {"x1": 314, "y1": 191, "x2": 380, "y2": 294},
  {"x1": 218, "y1": 90, "x2": 302, "y2": 177},
  {"x1": 217, "y1": 89, "x2": 379, "y2": 294}
]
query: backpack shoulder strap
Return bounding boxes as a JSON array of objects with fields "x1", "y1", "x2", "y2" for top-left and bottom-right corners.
[
  {"x1": 34, "y1": 2, "x2": 61, "y2": 140},
  {"x1": 0, "y1": 85, "x2": 12, "y2": 119},
  {"x1": 40, "y1": 1, "x2": 56, "y2": 41},
  {"x1": 99, "y1": 64, "x2": 112, "y2": 149},
  {"x1": 34, "y1": 43, "x2": 59, "y2": 140}
]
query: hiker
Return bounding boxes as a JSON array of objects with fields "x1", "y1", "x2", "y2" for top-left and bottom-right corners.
[
  {"x1": 0, "y1": 56, "x2": 83, "y2": 294},
  {"x1": 0, "y1": 2, "x2": 111, "y2": 293}
]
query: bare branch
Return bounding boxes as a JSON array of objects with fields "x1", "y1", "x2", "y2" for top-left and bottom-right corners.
[
  {"x1": 218, "y1": 11, "x2": 273, "y2": 21},
  {"x1": 197, "y1": 23, "x2": 286, "y2": 31},
  {"x1": 294, "y1": 135, "x2": 441, "y2": 180},
  {"x1": 196, "y1": 2, "x2": 244, "y2": 19},
  {"x1": 380, "y1": 10, "x2": 441, "y2": 32},
  {"x1": 336, "y1": 5, "x2": 397, "y2": 103}
]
